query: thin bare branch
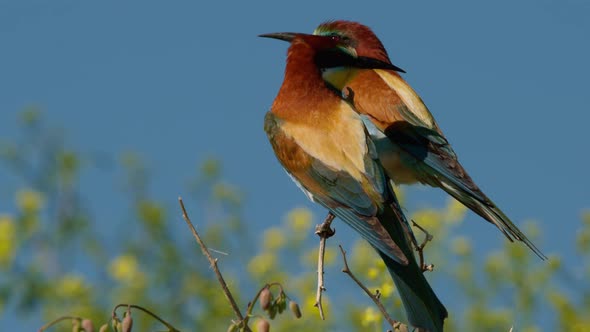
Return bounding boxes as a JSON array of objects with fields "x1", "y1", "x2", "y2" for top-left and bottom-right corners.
[
  {"x1": 313, "y1": 212, "x2": 336, "y2": 320},
  {"x1": 112, "y1": 303, "x2": 180, "y2": 332},
  {"x1": 178, "y1": 197, "x2": 250, "y2": 331},
  {"x1": 410, "y1": 219, "x2": 435, "y2": 272},
  {"x1": 38, "y1": 316, "x2": 82, "y2": 332},
  {"x1": 338, "y1": 245, "x2": 405, "y2": 330}
]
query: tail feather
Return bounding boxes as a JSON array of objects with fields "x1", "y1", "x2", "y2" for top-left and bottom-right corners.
[
  {"x1": 439, "y1": 181, "x2": 546, "y2": 259},
  {"x1": 330, "y1": 200, "x2": 447, "y2": 331},
  {"x1": 376, "y1": 202, "x2": 447, "y2": 332},
  {"x1": 325, "y1": 174, "x2": 447, "y2": 331},
  {"x1": 378, "y1": 251, "x2": 447, "y2": 332}
]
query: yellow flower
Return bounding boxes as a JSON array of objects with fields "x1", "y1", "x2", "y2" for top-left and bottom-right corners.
[
  {"x1": 304, "y1": 294, "x2": 316, "y2": 309},
  {"x1": 506, "y1": 241, "x2": 526, "y2": 261},
  {"x1": 212, "y1": 182, "x2": 241, "y2": 204},
  {"x1": 286, "y1": 207, "x2": 313, "y2": 233},
  {"x1": 137, "y1": 201, "x2": 164, "y2": 229},
  {"x1": 367, "y1": 267, "x2": 379, "y2": 280},
  {"x1": 324, "y1": 247, "x2": 336, "y2": 266},
  {"x1": 484, "y1": 252, "x2": 506, "y2": 277},
  {"x1": 247, "y1": 252, "x2": 277, "y2": 278},
  {"x1": 374, "y1": 257, "x2": 386, "y2": 269},
  {"x1": 109, "y1": 254, "x2": 141, "y2": 283},
  {"x1": 301, "y1": 246, "x2": 336, "y2": 269},
  {"x1": 379, "y1": 282, "x2": 394, "y2": 298},
  {"x1": 0, "y1": 215, "x2": 16, "y2": 267},
  {"x1": 16, "y1": 189, "x2": 45, "y2": 212},
  {"x1": 56, "y1": 274, "x2": 86, "y2": 299},
  {"x1": 351, "y1": 240, "x2": 374, "y2": 270},
  {"x1": 304, "y1": 293, "x2": 330, "y2": 313},
  {"x1": 263, "y1": 227, "x2": 286, "y2": 250},
  {"x1": 360, "y1": 307, "x2": 381, "y2": 327},
  {"x1": 520, "y1": 219, "x2": 540, "y2": 239},
  {"x1": 547, "y1": 255, "x2": 561, "y2": 272},
  {"x1": 452, "y1": 236, "x2": 471, "y2": 256},
  {"x1": 444, "y1": 198, "x2": 467, "y2": 224},
  {"x1": 571, "y1": 322, "x2": 590, "y2": 332},
  {"x1": 411, "y1": 209, "x2": 442, "y2": 232}
]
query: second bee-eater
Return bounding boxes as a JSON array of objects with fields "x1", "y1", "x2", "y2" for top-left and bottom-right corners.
[
  {"x1": 313, "y1": 20, "x2": 545, "y2": 259},
  {"x1": 260, "y1": 31, "x2": 447, "y2": 331}
]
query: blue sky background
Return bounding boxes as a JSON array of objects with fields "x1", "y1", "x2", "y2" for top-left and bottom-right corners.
[{"x1": 1, "y1": 0, "x2": 589, "y2": 329}]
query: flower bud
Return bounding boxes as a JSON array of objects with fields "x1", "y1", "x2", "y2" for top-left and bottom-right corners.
[
  {"x1": 72, "y1": 319, "x2": 81, "y2": 332},
  {"x1": 256, "y1": 319, "x2": 270, "y2": 332},
  {"x1": 81, "y1": 319, "x2": 94, "y2": 332},
  {"x1": 111, "y1": 318, "x2": 121, "y2": 332},
  {"x1": 276, "y1": 292, "x2": 286, "y2": 313},
  {"x1": 122, "y1": 312, "x2": 133, "y2": 332},
  {"x1": 289, "y1": 301, "x2": 301, "y2": 318},
  {"x1": 259, "y1": 287, "x2": 271, "y2": 310}
]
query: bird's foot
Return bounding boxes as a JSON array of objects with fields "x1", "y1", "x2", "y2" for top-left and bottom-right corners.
[{"x1": 315, "y1": 212, "x2": 336, "y2": 238}]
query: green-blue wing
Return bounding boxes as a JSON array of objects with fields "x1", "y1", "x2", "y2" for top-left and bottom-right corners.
[
  {"x1": 305, "y1": 155, "x2": 409, "y2": 265},
  {"x1": 366, "y1": 109, "x2": 545, "y2": 258}
]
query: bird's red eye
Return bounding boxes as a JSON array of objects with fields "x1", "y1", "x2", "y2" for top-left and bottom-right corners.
[{"x1": 330, "y1": 35, "x2": 340, "y2": 42}]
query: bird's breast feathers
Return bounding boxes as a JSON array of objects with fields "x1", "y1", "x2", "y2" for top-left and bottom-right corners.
[{"x1": 270, "y1": 101, "x2": 369, "y2": 182}]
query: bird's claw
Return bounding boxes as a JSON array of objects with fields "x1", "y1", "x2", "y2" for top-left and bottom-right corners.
[{"x1": 315, "y1": 212, "x2": 336, "y2": 238}]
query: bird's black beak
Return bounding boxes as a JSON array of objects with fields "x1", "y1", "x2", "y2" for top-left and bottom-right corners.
[{"x1": 258, "y1": 32, "x2": 297, "y2": 42}]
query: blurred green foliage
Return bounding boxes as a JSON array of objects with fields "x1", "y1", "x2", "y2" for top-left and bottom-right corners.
[{"x1": 0, "y1": 109, "x2": 589, "y2": 331}]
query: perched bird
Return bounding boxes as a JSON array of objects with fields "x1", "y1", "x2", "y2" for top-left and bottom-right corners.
[
  {"x1": 313, "y1": 20, "x2": 545, "y2": 259},
  {"x1": 260, "y1": 31, "x2": 447, "y2": 331}
]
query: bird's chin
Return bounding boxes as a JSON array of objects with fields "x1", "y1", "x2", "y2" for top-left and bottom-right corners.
[{"x1": 321, "y1": 67, "x2": 359, "y2": 91}]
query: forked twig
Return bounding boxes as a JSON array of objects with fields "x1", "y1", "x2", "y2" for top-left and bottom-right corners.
[
  {"x1": 178, "y1": 197, "x2": 251, "y2": 331},
  {"x1": 338, "y1": 245, "x2": 404, "y2": 331},
  {"x1": 410, "y1": 219, "x2": 434, "y2": 272},
  {"x1": 313, "y1": 212, "x2": 336, "y2": 320}
]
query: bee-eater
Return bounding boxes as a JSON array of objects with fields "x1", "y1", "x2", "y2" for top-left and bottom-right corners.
[
  {"x1": 260, "y1": 31, "x2": 447, "y2": 331},
  {"x1": 313, "y1": 20, "x2": 545, "y2": 259}
]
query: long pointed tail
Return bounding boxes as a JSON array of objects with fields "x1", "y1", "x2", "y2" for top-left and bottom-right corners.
[
  {"x1": 377, "y1": 250, "x2": 447, "y2": 332},
  {"x1": 438, "y1": 181, "x2": 546, "y2": 259},
  {"x1": 376, "y1": 202, "x2": 447, "y2": 332}
]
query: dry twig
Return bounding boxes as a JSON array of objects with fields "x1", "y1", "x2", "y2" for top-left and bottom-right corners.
[
  {"x1": 313, "y1": 212, "x2": 336, "y2": 320},
  {"x1": 338, "y1": 245, "x2": 405, "y2": 331},
  {"x1": 38, "y1": 316, "x2": 83, "y2": 332},
  {"x1": 410, "y1": 220, "x2": 435, "y2": 272},
  {"x1": 178, "y1": 197, "x2": 251, "y2": 331},
  {"x1": 112, "y1": 304, "x2": 180, "y2": 332}
]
